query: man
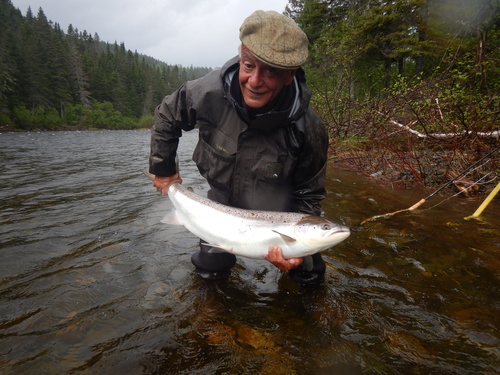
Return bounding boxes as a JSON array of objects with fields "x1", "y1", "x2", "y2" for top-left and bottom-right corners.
[{"x1": 149, "y1": 10, "x2": 329, "y2": 285}]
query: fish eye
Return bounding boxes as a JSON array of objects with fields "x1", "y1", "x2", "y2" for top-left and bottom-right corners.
[{"x1": 322, "y1": 224, "x2": 331, "y2": 230}]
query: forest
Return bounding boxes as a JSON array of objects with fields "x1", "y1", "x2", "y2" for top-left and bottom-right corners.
[
  {"x1": 0, "y1": 0, "x2": 498, "y2": 189},
  {"x1": 0, "y1": 0, "x2": 211, "y2": 130},
  {"x1": 286, "y1": 0, "x2": 499, "y2": 190}
]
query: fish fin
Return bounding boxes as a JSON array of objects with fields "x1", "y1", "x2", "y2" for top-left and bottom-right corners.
[
  {"x1": 201, "y1": 242, "x2": 229, "y2": 253},
  {"x1": 207, "y1": 248, "x2": 228, "y2": 254},
  {"x1": 302, "y1": 255, "x2": 314, "y2": 272},
  {"x1": 272, "y1": 230, "x2": 297, "y2": 244},
  {"x1": 160, "y1": 210, "x2": 183, "y2": 225}
]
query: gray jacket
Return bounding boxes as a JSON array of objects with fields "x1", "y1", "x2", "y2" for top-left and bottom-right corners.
[{"x1": 150, "y1": 56, "x2": 328, "y2": 215}]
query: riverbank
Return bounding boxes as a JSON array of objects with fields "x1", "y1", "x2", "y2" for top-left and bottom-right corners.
[{"x1": 330, "y1": 144, "x2": 499, "y2": 198}]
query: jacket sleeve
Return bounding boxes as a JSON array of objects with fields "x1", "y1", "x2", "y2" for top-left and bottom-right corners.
[
  {"x1": 149, "y1": 83, "x2": 198, "y2": 177},
  {"x1": 291, "y1": 109, "x2": 329, "y2": 216}
]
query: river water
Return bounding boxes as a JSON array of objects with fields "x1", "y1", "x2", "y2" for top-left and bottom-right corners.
[{"x1": 0, "y1": 130, "x2": 498, "y2": 375}]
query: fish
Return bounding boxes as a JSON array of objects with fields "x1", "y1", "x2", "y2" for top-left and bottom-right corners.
[{"x1": 145, "y1": 171, "x2": 350, "y2": 260}]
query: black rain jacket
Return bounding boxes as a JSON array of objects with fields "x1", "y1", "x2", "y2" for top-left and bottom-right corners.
[{"x1": 149, "y1": 56, "x2": 328, "y2": 216}]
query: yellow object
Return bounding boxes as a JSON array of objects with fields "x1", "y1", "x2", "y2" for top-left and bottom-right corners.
[{"x1": 465, "y1": 182, "x2": 500, "y2": 219}]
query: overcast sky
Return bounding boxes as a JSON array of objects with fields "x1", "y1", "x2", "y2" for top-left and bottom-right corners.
[{"x1": 10, "y1": 0, "x2": 290, "y2": 68}]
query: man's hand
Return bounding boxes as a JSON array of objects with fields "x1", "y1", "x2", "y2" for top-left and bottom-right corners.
[
  {"x1": 153, "y1": 173, "x2": 183, "y2": 195},
  {"x1": 264, "y1": 245, "x2": 303, "y2": 271}
]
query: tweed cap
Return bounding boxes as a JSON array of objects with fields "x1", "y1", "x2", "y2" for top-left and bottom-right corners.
[{"x1": 239, "y1": 10, "x2": 308, "y2": 69}]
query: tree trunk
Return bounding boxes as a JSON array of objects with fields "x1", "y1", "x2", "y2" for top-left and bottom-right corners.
[{"x1": 415, "y1": 0, "x2": 429, "y2": 77}]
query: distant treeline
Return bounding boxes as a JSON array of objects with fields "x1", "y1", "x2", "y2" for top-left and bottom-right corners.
[{"x1": 0, "y1": 0, "x2": 212, "y2": 130}]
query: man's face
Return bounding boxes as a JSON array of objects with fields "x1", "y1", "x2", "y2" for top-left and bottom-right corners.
[{"x1": 239, "y1": 45, "x2": 296, "y2": 109}]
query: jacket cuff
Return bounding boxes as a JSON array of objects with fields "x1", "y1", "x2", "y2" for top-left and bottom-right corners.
[{"x1": 149, "y1": 157, "x2": 178, "y2": 177}]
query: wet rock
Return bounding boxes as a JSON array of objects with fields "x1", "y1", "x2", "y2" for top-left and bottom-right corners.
[{"x1": 237, "y1": 325, "x2": 275, "y2": 349}]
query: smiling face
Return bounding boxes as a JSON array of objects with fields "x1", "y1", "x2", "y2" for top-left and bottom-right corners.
[{"x1": 238, "y1": 45, "x2": 296, "y2": 109}]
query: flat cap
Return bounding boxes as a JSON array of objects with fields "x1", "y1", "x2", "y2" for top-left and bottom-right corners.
[{"x1": 239, "y1": 10, "x2": 309, "y2": 69}]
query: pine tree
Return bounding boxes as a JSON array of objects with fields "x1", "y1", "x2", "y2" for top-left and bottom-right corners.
[{"x1": 0, "y1": 0, "x2": 212, "y2": 129}]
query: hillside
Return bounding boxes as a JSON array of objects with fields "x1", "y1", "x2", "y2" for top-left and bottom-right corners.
[{"x1": 0, "y1": 0, "x2": 211, "y2": 130}]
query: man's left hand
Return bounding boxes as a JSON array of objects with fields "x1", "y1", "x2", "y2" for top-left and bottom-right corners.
[{"x1": 264, "y1": 245, "x2": 303, "y2": 271}]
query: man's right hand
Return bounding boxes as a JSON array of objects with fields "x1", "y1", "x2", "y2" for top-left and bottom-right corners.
[
  {"x1": 153, "y1": 173, "x2": 183, "y2": 195},
  {"x1": 264, "y1": 245, "x2": 303, "y2": 271}
]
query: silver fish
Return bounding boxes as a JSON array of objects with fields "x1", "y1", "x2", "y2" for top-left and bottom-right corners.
[{"x1": 146, "y1": 172, "x2": 350, "y2": 259}]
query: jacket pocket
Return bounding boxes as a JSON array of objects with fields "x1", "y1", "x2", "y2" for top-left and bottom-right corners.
[
  {"x1": 193, "y1": 136, "x2": 235, "y2": 191},
  {"x1": 246, "y1": 155, "x2": 293, "y2": 211},
  {"x1": 254, "y1": 160, "x2": 285, "y2": 183}
]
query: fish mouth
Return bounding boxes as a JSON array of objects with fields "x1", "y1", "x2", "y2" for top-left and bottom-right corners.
[
  {"x1": 324, "y1": 226, "x2": 350, "y2": 239},
  {"x1": 333, "y1": 230, "x2": 351, "y2": 241},
  {"x1": 318, "y1": 227, "x2": 350, "y2": 245}
]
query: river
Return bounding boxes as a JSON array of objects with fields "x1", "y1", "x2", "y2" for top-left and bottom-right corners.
[{"x1": 0, "y1": 130, "x2": 498, "y2": 374}]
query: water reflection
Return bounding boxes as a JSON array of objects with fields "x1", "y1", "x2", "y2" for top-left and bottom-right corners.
[{"x1": 0, "y1": 130, "x2": 498, "y2": 374}]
